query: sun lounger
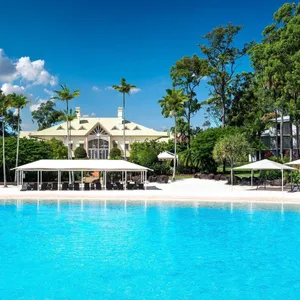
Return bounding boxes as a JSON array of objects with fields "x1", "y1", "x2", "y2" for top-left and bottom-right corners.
[
  {"x1": 126, "y1": 183, "x2": 135, "y2": 190},
  {"x1": 41, "y1": 182, "x2": 48, "y2": 191},
  {"x1": 138, "y1": 183, "x2": 144, "y2": 190},
  {"x1": 116, "y1": 182, "x2": 124, "y2": 190},
  {"x1": 52, "y1": 182, "x2": 58, "y2": 190},
  {"x1": 27, "y1": 183, "x2": 33, "y2": 191},
  {"x1": 106, "y1": 183, "x2": 113, "y2": 190},
  {"x1": 91, "y1": 183, "x2": 95, "y2": 190}
]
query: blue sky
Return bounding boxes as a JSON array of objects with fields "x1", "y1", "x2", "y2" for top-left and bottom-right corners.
[{"x1": 0, "y1": 0, "x2": 289, "y2": 131}]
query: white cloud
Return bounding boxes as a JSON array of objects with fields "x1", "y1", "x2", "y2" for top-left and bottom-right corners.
[
  {"x1": 29, "y1": 99, "x2": 48, "y2": 112},
  {"x1": 0, "y1": 49, "x2": 18, "y2": 82},
  {"x1": 1, "y1": 83, "x2": 25, "y2": 95},
  {"x1": 16, "y1": 57, "x2": 58, "y2": 86},
  {"x1": 0, "y1": 49, "x2": 58, "y2": 88},
  {"x1": 92, "y1": 86, "x2": 101, "y2": 92},
  {"x1": 44, "y1": 88, "x2": 54, "y2": 97},
  {"x1": 130, "y1": 87, "x2": 141, "y2": 94},
  {"x1": 91, "y1": 112, "x2": 96, "y2": 117},
  {"x1": 105, "y1": 86, "x2": 114, "y2": 90}
]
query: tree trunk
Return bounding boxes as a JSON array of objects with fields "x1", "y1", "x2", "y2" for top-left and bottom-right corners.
[
  {"x1": 123, "y1": 93, "x2": 126, "y2": 160},
  {"x1": 2, "y1": 120, "x2": 7, "y2": 187},
  {"x1": 14, "y1": 108, "x2": 20, "y2": 184}
]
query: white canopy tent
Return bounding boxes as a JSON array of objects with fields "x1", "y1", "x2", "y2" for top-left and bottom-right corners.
[
  {"x1": 14, "y1": 159, "x2": 151, "y2": 191},
  {"x1": 157, "y1": 151, "x2": 177, "y2": 161},
  {"x1": 286, "y1": 159, "x2": 300, "y2": 166},
  {"x1": 232, "y1": 159, "x2": 295, "y2": 191}
]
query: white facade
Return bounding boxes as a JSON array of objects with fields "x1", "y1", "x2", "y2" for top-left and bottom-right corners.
[{"x1": 21, "y1": 107, "x2": 169, "y2": 159}]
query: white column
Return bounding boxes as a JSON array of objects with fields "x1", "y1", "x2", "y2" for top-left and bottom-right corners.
[
  {"x1": 16, "y1": 170, "x2": 19, "y2": 186},
  {"x1": 104, "y1": 170, "x2": 107, "y2": 190}
]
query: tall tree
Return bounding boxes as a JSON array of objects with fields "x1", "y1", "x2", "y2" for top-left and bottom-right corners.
[
  {"x1": 10, "y1": 93, "x2": 30, "y2": 183},
  {"x1": 31, "y1": 100, "x2": 65, "y2": 131},
  {"x1": 170, "y1": 55, "x2": 209, "y2": 145},
  {"x1": 198, "y1": 23, "x2": 250, "y2": 127},
  {"x1": 0, "y1": 91, "x2": 11, "y2": 187},
  {"x1": 52, "y1": 85, "x2": 80, "y2": 161},
  {"x1": 158, "y1": 89, "x2": 188, "y2": 180},
  {"x1": 112, "y1": 78, "x2": 136, "y2": 159}
]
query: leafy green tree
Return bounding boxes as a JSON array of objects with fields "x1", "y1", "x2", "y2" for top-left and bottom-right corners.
[
  {"x1": 180, "y1": 127, "x2": 241, "y2": 173},
  {"x1": 112, "y1": 78, "x2": 136, "y2": 159},
  {"x1": 9, "y1": 93, "x2": 31, "y2": 183},
  {"x1": 31, "y1": 100, "x2": 65, "y2": 130},
  {"x1": 213, "y1": 133, "x2": 250, "y2": 169},
  {"x1": 109, "y1": 147, "x2": 122, "y2": 160},
  {"x1": 158, "y1": 89, "x2": 189, "y2": 180},
  {"x1": 0, "y1": 91, "x2": 11, "y2": 187},
  {"x1": 74, "y1": 146, "x2": 87, "y2": 159},
  {"x1": 52, "y1": 84, "x2": 80, "y2": 161},
  {"x1": 46, "y1": 139, "x2": 68, "y2": 159},
  {"x1": 198, "y1": 23, "x2": 250, "y2": 127},
  {"x1": 170, "y1": 55, "x2": 209, "y2": 144}
]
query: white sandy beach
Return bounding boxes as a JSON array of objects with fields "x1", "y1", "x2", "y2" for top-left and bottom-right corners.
[{"x1": 0, "y1": 178, "x2": 300, "y2": 204}]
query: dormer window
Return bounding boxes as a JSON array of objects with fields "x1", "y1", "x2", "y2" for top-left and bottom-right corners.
[
  {"x1": 78, "y1": 126, "x2": 86, "y2": 130},
  {"x1": 69, "y1": 126, "x2": 75, "y2": 130},
  {"x1": 57, "y1": 126, "x2": 64, "y2": 130},
  {"x1": 133, "y1": 126, "x2": 141, "y2": 130},
  {"x1": 111, "y1": 126, "x2": 119, "y2": 130}
]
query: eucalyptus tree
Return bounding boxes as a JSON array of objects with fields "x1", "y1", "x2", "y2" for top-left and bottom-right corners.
[
  {"x1": 52, "y1": 84, "x2": 80, "y2": 160},
  {"x1": 198, "y1": 23, "x2": 250, "y2": 127},
  {"x1": 170, "y1": 55, "x2": 209, "y2": 145},
  {"x1": 0, "y1": 91, "x2": 11, "y2": 187},
  {"x1": 112, "y1": 78, "x2": 136, "y2": 159},
  {"x1": 158, "y1": 89, "x2": 188, "y2": 180}
]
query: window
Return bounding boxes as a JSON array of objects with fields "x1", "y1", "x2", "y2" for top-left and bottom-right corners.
[
  {"x1": 133, "y1": 126, "x2": 141, "y2": 130},
  {"x1": 57, "y1": 126, "x2": 64, "y2": 130},
  {"x1": 78, "y1": 126, "x2": 86, "y2": 130},
  {"x1": 125, "y1": 144, "x2": 129, "y2": 150},
  {"x1": 111, "y1": 126, "x2": 119, "y2": 130}
]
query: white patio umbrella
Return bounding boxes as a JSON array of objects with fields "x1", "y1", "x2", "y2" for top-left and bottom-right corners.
[
  {"x1": 232, "y1": 159, "x2": 295, "y2": 191},
  {"x1": 286, "y1": 159, "x2": 300, "y2": 165},
  {"x1": 157, "y1": 151, "x2": 176, "y2": 161}
]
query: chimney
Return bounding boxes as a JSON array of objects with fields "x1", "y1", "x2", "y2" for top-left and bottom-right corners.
[
  {"x1": 118, "y1": 107, "x2": 123, "y2": 121},
  {"x1": 75, "y1": 107, "x2": 81, "y2": 122}
]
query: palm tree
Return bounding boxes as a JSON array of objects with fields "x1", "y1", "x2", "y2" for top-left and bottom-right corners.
[
  {"x1": 52, "y1": 84, "x2": 80, "y2": 161},
  {"x1": 112, "y1": 78, "x2": 136, "y2": 159},
  {"x1": 0, "y1": 91, "x2": 11, "y2": 187},
  {"x1": 10, "y1": 93, "x2": 30, "y2": 184},
  {"x1": 158, "y1": 89, "x2": 188, "y2": 181}
]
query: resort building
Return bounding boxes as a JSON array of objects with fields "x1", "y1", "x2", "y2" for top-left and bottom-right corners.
[
  {"x1": 21, "y1": 107, "x2": 169, "y2": 159},
  {"x1": 261, "y1": 116, "x2": 300, "y2": 158}
]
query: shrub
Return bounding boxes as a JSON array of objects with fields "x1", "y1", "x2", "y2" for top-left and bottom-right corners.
[
  {"x1": 74, "y1": 146, "x2": 87, "y2": 159},
  {"x1": 109, "y1": 147, "x2": 122, "y2": 160}
]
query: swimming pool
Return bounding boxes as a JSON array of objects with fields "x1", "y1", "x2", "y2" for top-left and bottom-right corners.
[{"x1": 1, "y1": 200, "x2": 300, "y2": 299}]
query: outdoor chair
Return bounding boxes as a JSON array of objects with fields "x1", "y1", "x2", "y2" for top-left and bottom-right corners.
[
  {"x1": 116, "y1": 182, "x2": 124, "y2": 190},
  {"x1": 138, "y1": 183, "x2": 144, "y2": 190},
  {"x1": 62, "y1": 182, "x2": 68, "y2": 190},
  {"x1": 27, "y1": 183, "x2": 33, "y2": 191},
  {"x1": 91, "y1": 183, "x2": 95, "y2": 190},
  {"x1": 74, "y1": 182, "x2": 80, "y2": 191},
  {"x1": 95, "y1": 183, "x2": 101, "y2": 190},
  {"x1": 106, "y1": 183, "x2": 113, "y2": 190},
  {"x1": 52, "y1": 182, "x2": 58, "y2": 190},
  {"x1": 41, "y1": 183, "x2": 48, "y2": 191},
  {"x1": 32, "y1": 183, "x2": 38, "y2": 191},
  {"x1": 68, "y1": 184, "x2": 74, "y2": 191},
  {"x1": 126, "y1": 183, "x2": 135, "y2": 190},
  {"x1": 84, "y1": 183, "x2": 90, "y2": 191},
  {"x1": 20, "y1": 183, "x2": 28, "y2": 191}
]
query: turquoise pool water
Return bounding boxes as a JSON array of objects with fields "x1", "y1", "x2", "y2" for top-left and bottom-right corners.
[{"x1": 1, "y1": 200, "x2": 300, "y2": 299}]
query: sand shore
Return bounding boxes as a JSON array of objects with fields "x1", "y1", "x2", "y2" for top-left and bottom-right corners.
[{"x1": 0, "y1": 178, "x2": 299, "y2": 205}]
